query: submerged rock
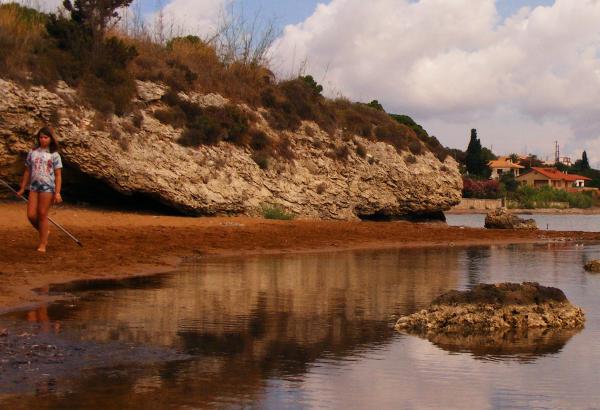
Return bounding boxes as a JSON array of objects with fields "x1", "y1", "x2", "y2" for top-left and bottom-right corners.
[
  {"x1": 584, "y1": 260, "x2": 600, "y2": 272},
  {"x1": 484, "y1": 208, "x2": 537, "y2": 229},
  {"x1": 395, "y1": 282, "x2": 585, "y2": 334}
]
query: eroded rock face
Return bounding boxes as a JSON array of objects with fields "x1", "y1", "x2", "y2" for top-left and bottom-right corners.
[
  {"x1": 0, "y1": 79, "x2": 462, "y2": 219},
  {"x1": 395, "y1": 282, "x2": 585, "y2": 333},
  {"x1": 484, "y1": 208, "x2": 537, "y2": 229}
]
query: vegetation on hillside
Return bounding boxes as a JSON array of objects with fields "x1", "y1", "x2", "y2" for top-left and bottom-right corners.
[
  {"x1": 0, "y1": 2, "x2": 450, "y2": 164},
  {"x1": 511, "y1": 186, "x2": 595, "y2": 209}
]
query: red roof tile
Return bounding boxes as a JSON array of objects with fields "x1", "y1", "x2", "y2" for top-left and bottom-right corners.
[{"x1": 529, "y1": 167, "x2": 591, "y2": 181}]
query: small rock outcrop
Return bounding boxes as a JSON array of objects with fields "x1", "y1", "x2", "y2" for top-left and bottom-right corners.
[
  {"x1": 0, "y1": 79, "x2": 463, "y2": 219},
  {"x1": 584, "y1": 260, "x2": 600, "y2": 272},
  {"x1": 484, "y1": 208, "x2": 537, "y2": 229},
  {"x1": 395, "y1": 282, "x2": 585, "y2": 334}
]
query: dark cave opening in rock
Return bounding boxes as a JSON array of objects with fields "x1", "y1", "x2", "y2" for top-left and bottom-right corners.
[{"x1": 60, "y1": 164, "x2": 184, "y2": 215}]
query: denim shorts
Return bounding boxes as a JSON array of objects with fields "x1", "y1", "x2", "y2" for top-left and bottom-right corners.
[{"x1": 30, "y1": 180, "x2": 55, "y2": 193}]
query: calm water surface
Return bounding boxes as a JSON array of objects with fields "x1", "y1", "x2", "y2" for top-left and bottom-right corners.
[
  {"x1": 2, "y1": 244, "x2": 600, "y2": 409},
  {"x1": 446, "y1": 213, "x2": 600, "y2": 231}
]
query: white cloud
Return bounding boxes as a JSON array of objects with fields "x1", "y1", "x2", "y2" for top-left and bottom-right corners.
[
  {"x1": 2, "y1": 0, "x2": 62, "y2": 11},
  {"x1": 155, "y1": 0, "x2": 226, "y2": 38},
  {"x1": 271, "y1": 0, "x2": 600, "y2": 166}
]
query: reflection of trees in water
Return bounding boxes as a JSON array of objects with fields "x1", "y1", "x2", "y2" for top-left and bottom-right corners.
[
  {"x1": 22, "y1": 248, "x2": 461, "y2": 407},
  {"x1": 464, "y1": 247, "x2": 490, "y2": 288}
]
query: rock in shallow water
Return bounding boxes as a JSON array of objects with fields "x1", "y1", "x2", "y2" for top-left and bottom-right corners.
[
  {"x1": 484, "y1": 208, "x2": 537, "y2": 230},
  {"x1": 395, "y1": 282, "x2": 585, "y2": 334}
]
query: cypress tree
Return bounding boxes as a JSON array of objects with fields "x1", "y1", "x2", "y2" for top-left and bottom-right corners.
[
  {"x1": 581, "y1": 151, "x2": 590, "y2": 170},
  {"x1": 465, "y1": 129, "x2": 485, "y2": 176}
]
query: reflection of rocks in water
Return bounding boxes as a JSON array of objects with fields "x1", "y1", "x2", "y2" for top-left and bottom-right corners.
[
  {"x1": 584, "y1": 260, "x2": 600, "y2": 272},
  {"x1": 395, "y1": 282, "x2": 585, "y2": 360},
  {"x1": 51, "y1": 249, "x2": 461, "y2": 355},
  {"x1": 5, "y1": 249, "x2": 461, "y2": 402},
  {"x1": 420, "y1": 327, "x2": 581, "y2": 360}
]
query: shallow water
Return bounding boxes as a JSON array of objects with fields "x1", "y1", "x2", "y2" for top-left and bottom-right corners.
[
  {"x1": 2, "y1": 244, "x2": 600, "y2": 409},
  {"x1": 446, "y1": 212, "x2": 600, "y2": 231}
]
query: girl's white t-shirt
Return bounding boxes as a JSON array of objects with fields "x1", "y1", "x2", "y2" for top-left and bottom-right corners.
[{"x1": 25, "y1": 148, "x2": 62, "y2": 192}]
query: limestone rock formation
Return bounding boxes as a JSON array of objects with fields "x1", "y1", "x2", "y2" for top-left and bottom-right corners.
[
  {"x1": 395, "y1": 282, "x2": 585, "y2": 333},
  {"x1": 484, "y1": 208, "x2": 537, "y2": 229},
  {"x1": 584, "y1": 260, "x2": 600, "y2": 272},
  {"x1": 0, "y1": 79, "x2": 462, "y2": 219}
]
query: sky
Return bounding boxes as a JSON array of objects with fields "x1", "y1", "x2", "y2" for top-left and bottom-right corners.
[{"x1": 7, "y1": 0, "x2": 599, "y2": 166}]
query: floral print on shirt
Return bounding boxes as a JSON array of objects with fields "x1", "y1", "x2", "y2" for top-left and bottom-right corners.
[{"x1": 25, "y1": 148, "x2": 63, "y2": 193}]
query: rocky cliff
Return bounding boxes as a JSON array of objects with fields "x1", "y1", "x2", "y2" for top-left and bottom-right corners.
[{"x1": 0, "y1": 79, "x2": 462, "y2": 219}]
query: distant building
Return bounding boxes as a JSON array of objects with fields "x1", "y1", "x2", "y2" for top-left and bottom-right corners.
[
  {"x1": 488, "y1": 157, "x2": 525, "y2": 180},
  {"x1": 516, "y1": 167, "x2": 591, "y2": 190},
  {"x1": 542, "y1": 156, "x2": 573, "y2": 167},
  {"x1": 559, "y1": 156, "x2": 573, "y2": 167}
]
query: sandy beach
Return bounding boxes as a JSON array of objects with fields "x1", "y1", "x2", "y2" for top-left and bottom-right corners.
[{"x1": 1, "y1": 201, "x2": 598, "y2": 313}]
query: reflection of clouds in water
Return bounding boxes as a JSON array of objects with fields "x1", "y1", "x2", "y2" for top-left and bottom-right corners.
[
  {"x1": 293, "y1": 332, "x2": 599, "y2": 409},
  {"x1": 295, "y1": 337, "x2": 492, "y2": 409},
  {"x1": 6, "y1": 244, "x2": 600, "y2": 408}
]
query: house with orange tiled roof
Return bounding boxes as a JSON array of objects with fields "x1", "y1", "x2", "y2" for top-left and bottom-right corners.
[
  {"x1": 516, "y1": 167, "x2": 591, "y2": 190},
  {"x1": 488, "y1": 157, "x2": 525, "y2": 180}
]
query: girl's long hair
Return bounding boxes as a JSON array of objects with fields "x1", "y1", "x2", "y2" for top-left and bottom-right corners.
[{"x1": 35, "y1": 126, "x2": 59, "y2": 153}]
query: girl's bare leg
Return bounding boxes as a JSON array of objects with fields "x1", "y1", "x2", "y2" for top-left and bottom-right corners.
[
  {"x1": 36, "y1": 193, "x2": 53, "y2": 252},
  {"x1": 27, "y1": 191, "x2": 40, "y2": 230}
]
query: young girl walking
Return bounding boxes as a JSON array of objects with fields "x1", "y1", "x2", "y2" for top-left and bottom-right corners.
[{"x1": 17, "y1": 127, "x2": 63, "y2": 252}]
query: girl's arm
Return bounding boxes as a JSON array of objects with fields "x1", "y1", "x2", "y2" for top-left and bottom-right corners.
[
  {"x1": 54, "y1": 168, "x2": 63, "y2": 204},
  {"x1": 17, "y1": 168, "x2": 30, "y2": 196}
]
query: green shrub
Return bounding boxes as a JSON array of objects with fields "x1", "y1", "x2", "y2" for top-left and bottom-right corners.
[
  {"x1": 249, "y1": 130, "x2": 271, "y2": 151},
  {"x1": 252, "y1": 151, "x2": 269, "y2": 170},
  {"x1": 332, "y1": 145, "x2": 351, "y2": 161},
  {"x1": 405, "y1": 154, "x2": 417, "y2": 164},
  {"x1": 408, "y1": 140, "x2": 423, "y2": 155},
  {"x1": 276, "y1": 136, "x2": 295, "y2": 160},
  {"x1": 0, "y1": 4, "x2": 49, "y2": 81},
  {"x1": 44, "y1": 12, "x2": 138, "y2": 115},
  {"x1": 299, "y1": 75, "x2": 323, "y2": 95},
  {"x1": 367, "y1": 100, "x2": 384, "y2": 111},
  {"x1": 355, "y1": 142, "x2": 367, "y2": 158},
  {"x1": 262, "y1": 77, "x2": 335, "y2": 133},
  {"x1": 157, "y1": 91, "x2": 253, "y2": 147},
  {"x1": 261, "y1": 204, "x2": 294, "y2": 220},
  {"x1": 390, "y1": 114, "x2": 449, "y2": 161},
  {"x1": 512, "y1": 185, "x2": 595, "y2": 209}
]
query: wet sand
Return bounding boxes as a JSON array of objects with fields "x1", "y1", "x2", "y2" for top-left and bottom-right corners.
[{"x1": 1, "y1": 201, "x2": 598, "y2": 313}]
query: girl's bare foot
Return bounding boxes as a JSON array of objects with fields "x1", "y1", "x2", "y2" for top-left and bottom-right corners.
[{"x1": 37, "y1": 231, "x2": 49, "y2": 253}]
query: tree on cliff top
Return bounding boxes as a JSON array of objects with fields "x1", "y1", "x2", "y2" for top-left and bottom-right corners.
[
  {"x1": 46, "y1": 0, "x2": 137, "y2": 114},
  {"x1": 63, "y1": 0, "x2": 133, "y2": 45}
]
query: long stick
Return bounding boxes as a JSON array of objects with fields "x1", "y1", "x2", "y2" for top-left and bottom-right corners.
[{"x1": 0, "y1": 178, "x2": 83, "y2": 247}]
